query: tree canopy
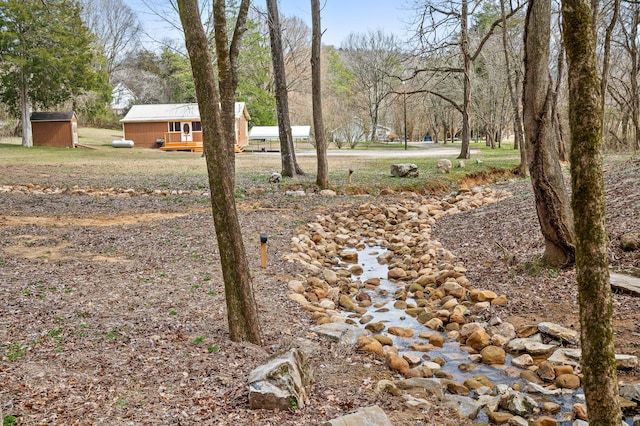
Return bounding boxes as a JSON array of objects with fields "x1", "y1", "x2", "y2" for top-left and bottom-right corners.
[
  {"x1": 0, "y1": 0, "x2": 108, "y2": 145},
  {"x1": 235, "y1": 12, "x2": 276, "y2": 126}
]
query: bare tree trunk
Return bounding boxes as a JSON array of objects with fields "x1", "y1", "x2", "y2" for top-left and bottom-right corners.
[
  {"x1": 311, "y1": 0, "x2": 329, "y2": 189},
  {"x1": 512, "y1": 72, "x2": 524, "y2": 154},
  {"x1": 212, "y1": 0, "x2": 250, "y2": 187},
  {"x1": 631, "y1": 12, "x2": 640, "y2": 151},
  {"x1": 459, "y1": 0, "x2": 472, "y2": 159},
  {"x1": 371, "y1": 106, "x2": 380, "y2": 143},
  {"x1": 20, "y1": 74, "x2": 32, "y2": 147},
  {"x1": 266, "y1": 0, "x2": 304, "y2": 177},
  {"x1": 177, "y1": 0, "x2": 262, "y2": 345},
  {"x1": 552, "y1": 37, "x2": 569, "y2": 163},
  {"x1": 562, "y1": 0, "x2": 622, "y2": 422},
  {"x1": 523, "y1": 0, "x2": 575, "y2": 267},
  {"x1": 553, "y1": 110, "x2": 568, "y2": 162},
  {"x1": 514, "y1": 69, "x2": 528, "y2": 174},
  {"x1": 600, "y1": 0, "x2": 619, "y2": 108}
]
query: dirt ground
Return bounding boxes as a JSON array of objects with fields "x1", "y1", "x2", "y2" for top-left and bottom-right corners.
[{"x1": 1, "y1": 157, "x2": 639, "y2": 425}]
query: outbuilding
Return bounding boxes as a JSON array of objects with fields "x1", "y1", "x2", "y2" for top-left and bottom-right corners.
[
  {"x1": 30, "y1": 111, "x2": 78, "y2": 148},
  {"x1": 119, "y1": 102, "x2": 250, "y2": 151},
  {"x1": 248, "y1": 125, "x2": 312, "y2": 151}
]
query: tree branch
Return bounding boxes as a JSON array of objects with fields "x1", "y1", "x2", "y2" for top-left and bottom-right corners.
[
  {"x1": 471, "y1": 1, "x2": 526, "y2": 62},
  {"x1": 229, "y1": 0, "x2": 250, "y2": 90},
  {"x1": 406, "y1": 67, "x2": 464, "y2": 78},
  {"x1": 391, "y1": 88, "x2": 463, "y2": 113}
]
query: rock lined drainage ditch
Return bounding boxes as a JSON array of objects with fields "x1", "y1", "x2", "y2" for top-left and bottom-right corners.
[
  {"x1": 0, "y1": 184, "x2": 209, "y2": 197},
  {"x1": 283, "y1": 187, "x2": 640, "y2": 425}
]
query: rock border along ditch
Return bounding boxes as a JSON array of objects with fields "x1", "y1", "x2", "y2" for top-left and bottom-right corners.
[{"x1": 283, "y1": 186, "x2": 639, "y2": 425}]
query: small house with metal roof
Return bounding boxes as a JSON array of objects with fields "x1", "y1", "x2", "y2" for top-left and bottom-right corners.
[
  {"x1": 30, "y1": 111, "x2": 78, "y2": 148},
  {"x1": 120, "y1": 103, "x2": 250, "y2": 151}
]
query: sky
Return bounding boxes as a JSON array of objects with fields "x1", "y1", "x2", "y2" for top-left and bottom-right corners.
[
  {"x1": 255, "y1": 0, "x2": 416, "y2": 47},
  {"x1": 128, "y1": 0, "x2": 416, "y2": 49}
]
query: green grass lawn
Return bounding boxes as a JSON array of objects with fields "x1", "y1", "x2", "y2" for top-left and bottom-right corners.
[{"x1": 0, "y1": 128, "x2": 524, "y2": 194}]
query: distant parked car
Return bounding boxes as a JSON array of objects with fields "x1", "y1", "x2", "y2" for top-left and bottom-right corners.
[{"x1": 423, "y1": 134, "x2": 433, "y2": 143}]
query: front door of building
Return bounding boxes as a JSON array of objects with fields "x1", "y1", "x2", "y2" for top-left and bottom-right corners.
[{"x1": 181, "y1": 122, "x2": 192, "y2": 142}]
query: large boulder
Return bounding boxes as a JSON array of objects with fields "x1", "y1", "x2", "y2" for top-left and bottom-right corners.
[
  {"x1": 248, "y1": 348, "x2": 312, "y2": 410},
  {"x1": 436, "y1": 159, "x2": 452, "y2": 173},
  {"x1": 390, "y1": 163, "x2": 419, "y2": 178}
]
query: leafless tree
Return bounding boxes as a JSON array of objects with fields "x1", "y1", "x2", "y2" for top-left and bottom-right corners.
[
  {"x1": 607, "y1": 0, "x2": 640, "y2": 150},
  {"x1": 266, "y1": 0, "x2": 304, "y2": 176},
  {"x1": 311, "y1": 0, "x2": 329, "y2": 189},
  {"x1": 281, "y1": 15, "x2": 313, "y2": 126},
  {"x1": 474, "y1": 37, "x2": 510, "y2": 148},
  {"x1": 499, "y1": 0, "x2": 527, "y2": 174},
  {"x1": 114, "y1": 69, "x2": 165, "y2": 103},
  {"x1": 138, "y1": 0, "x2": 214, "y2": 51},
  {"x1": 410, "y1": 0, "x2": 524, "y2": 158},
  {"x1": 339, "y1": 30, "x2": 401, "y2": 142},
  {"x1": 282, "y1": 16, "x2": 312, "y2": 93},
  {"x1": 523, "y1": 0, "x2": 575, "y2": 266},
  {"x1": 176, "y1": 0, "x2": 262, "y2": 345},
  {"x1": 80, "y1": 0, "x2": 142, "y2": 78}
]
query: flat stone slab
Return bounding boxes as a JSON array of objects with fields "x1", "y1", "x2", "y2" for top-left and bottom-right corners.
[
  {"x1": 311, "y1": 322, "x2": 370, "y2": 345},
  {"x1": 547, "y1": 348, "x2": 582, "y2": 366},
  {"x1": 616, "y1": 354, "x2": 639, "y2": 369},
  {"x1": 619, "y1": 383, "x2": 640, "y2": 402},
  {"x1": 442, "y1": 394, "x2": 481, "y2": 419},
  {"x1": 323, "y1": 405, "x2": 392, "y2": 426},
  {"x1": 395, "y1": 378, "x2": 443, "y2": 400},
  {"x1": 546, "y1": 348, "x2": 638, "y2": 370},
  {"x1": 506, "y1": 336, "x2": 556, "y2": 355},
  {"x1": 538, "y1": 322, "x2": 579, "y2": 345},
  {"x1": 610, "y1": 272, "x2": 640, "y2": 295},
  {"x1": 525, "y1": 382, "x2": 562, "y2": 396}
]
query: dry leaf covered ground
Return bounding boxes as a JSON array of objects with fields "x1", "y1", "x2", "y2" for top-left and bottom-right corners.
[{"x1": 1, "y1": 153, "x2": 638, "y2": 425}]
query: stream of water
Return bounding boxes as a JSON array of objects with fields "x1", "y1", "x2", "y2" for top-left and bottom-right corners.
[{"x1": 340, "y1": 245, "x2": 636, "y2": 425}]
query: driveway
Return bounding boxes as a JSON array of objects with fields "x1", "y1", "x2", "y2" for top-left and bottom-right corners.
[{"x1": 293, "y1": 143, "x2": 477, "y2": 158}]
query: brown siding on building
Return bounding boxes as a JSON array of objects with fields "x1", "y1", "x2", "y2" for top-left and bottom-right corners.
[
  {"x1": 164, "y1": 132, "x2": 203, "y2": 143},
  {"x1": 124, "y1": 122, "x2": 203, "y2": 148},
  {"x1": 32, "y1": 117, "x2": 76, "y2": 148},
  {"x1": 123, "y1": 122, "x2": 168, "y2": 148},
  {"x1": 237, "y1": 115, "x2": 249, "y2": 147},
  {"x1": 121, "y1": 104, "x2": 246, "y2": 149},
  {"x1": 166, "y1": 132, "x2": 180, "y2": 144}
]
